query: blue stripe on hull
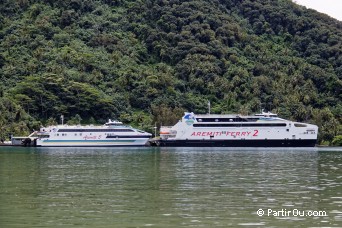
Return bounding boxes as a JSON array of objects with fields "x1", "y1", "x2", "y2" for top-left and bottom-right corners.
[{"x1": 158, "y1": 139, "x2": 317, "y2": 147}]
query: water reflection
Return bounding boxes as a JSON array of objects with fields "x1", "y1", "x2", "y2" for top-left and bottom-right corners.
[{"x1": 0, "y1": 147, "x2": 341, "y2": 227}]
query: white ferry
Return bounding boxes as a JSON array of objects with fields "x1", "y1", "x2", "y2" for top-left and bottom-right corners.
[
  {"x1": 35, "y1": 120, "x2": 152, "y2": 147},
  {"x1": 158, "y1": 112, "x2": 318, "y2": 147}
]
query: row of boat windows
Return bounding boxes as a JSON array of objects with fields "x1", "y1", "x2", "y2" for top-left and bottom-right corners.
[
  {"x1": 54, "y1": 133, "x2": 131, "y2": 136},
  {"x1": 196, "y1": 118, "x2": 260, "y2": 122},
  {"x1": 57, "y1": 129, "x2": 135, "y2": 132},
  {"x1": 43, "y1": 134, "x2": 150, "y2": 138},
  {"x1": 193, "y1": 123, "x2": 288, "y2": 127}
]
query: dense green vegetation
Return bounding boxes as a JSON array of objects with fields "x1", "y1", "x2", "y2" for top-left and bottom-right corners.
[{"x1": 0, "y1": 0, "x2": 341, "y2": 144}]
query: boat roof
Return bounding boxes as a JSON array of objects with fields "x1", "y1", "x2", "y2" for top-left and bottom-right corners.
[
  {"x1": 39, "y1": 119, "x2": 130, "y2": 131},
  {"x1": 194, "y1": 113, "x2": 278, "y2": 119},
  {"x1": 105, "y1": 119, "x2": 123, "y2": 125}
]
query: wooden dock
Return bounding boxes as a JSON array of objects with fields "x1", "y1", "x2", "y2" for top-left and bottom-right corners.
[{"x1": 0, "y1": 137, "x2": 37, "y2": 147}]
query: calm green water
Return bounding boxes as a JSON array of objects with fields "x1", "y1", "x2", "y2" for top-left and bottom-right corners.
[{"x1": 0, "y1": 147, "x2": 341, "y2": 227}]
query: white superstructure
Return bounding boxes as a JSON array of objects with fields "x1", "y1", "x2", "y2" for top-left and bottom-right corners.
[
  {"x1": 35, "y1": 119, "x2": 152, "y2": 147},
  {"x1": 159, "y1": 112, "x2": 318, "y2": 147}
]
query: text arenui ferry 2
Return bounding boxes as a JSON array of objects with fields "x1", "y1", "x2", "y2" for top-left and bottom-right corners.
[
  {"x1": 35, "y1": 120, "x2": 152, "y2": 147},
  {"x1": 159, "y1": 112, "x2": 318, "y2": 147}
]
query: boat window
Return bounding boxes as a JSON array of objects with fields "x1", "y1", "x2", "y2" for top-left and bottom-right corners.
[
  {"x1": 196, "y1": 118, "x2": 250, "y2": 122},
  {"x1": 193, "y1": 123, "x2": 287, "y2": 127},
  {"x1": 294, "y1": 123, "x2": 307, "y2": 127},
  {"x1": 106, "y1": 123, "x2": 123, "y2": 126},
  {"x1": 58, "y1": 129, "x2": 135, "y2": 132}
]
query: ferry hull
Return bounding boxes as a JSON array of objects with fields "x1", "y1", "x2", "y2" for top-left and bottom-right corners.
[
  {"x1": 35, "y1": 139, "x2": 150, "y2": 147},
  {"x1": 158, "y1": 139, "x2": 317, "y2": 147},
  {"x1": 33, "y1": 119, "x2": 152, "y2": 147}
]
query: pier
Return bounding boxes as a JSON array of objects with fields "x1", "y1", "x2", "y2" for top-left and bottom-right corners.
[{"x1": 0, "y1": 135, "x2": 37, "y2": 147}]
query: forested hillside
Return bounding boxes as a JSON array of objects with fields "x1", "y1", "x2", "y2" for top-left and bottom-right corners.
[{"x1": 0, "y1": 0, "x2": 341, "y2": 144}]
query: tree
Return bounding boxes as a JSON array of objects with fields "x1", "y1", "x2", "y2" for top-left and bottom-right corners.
[
  {"x1": 67, "y1": 114, "x2": 82, "y2": 125},
  {"x1": 331, "y1": 135, "x2": 342, "y2": 146}
]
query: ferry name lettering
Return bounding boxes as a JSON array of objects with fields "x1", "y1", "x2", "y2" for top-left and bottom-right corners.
[
  {"x1": 191, "y1": 132, "x2": 222, "y2": 137},
  {"x1": 83, "y1": 135, "x2": 97, "y2": 140},
  {"x1": 191, "y1": 131, "x2": 259, "y2": 137},
  {"x1": 253, "y1": 130, "x2": 259, "y2": 136},
  {"x1": 226, "y1": 131, "x2": 251, "y2": 137}
]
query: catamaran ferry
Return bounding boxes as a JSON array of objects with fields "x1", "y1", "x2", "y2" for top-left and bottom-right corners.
[
  {"x1": 35, "y1": 120, "x2": 152, "y2": 147},
  {"x1": 158, "y1": 112, "x2": 318, "y2": 147}
]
